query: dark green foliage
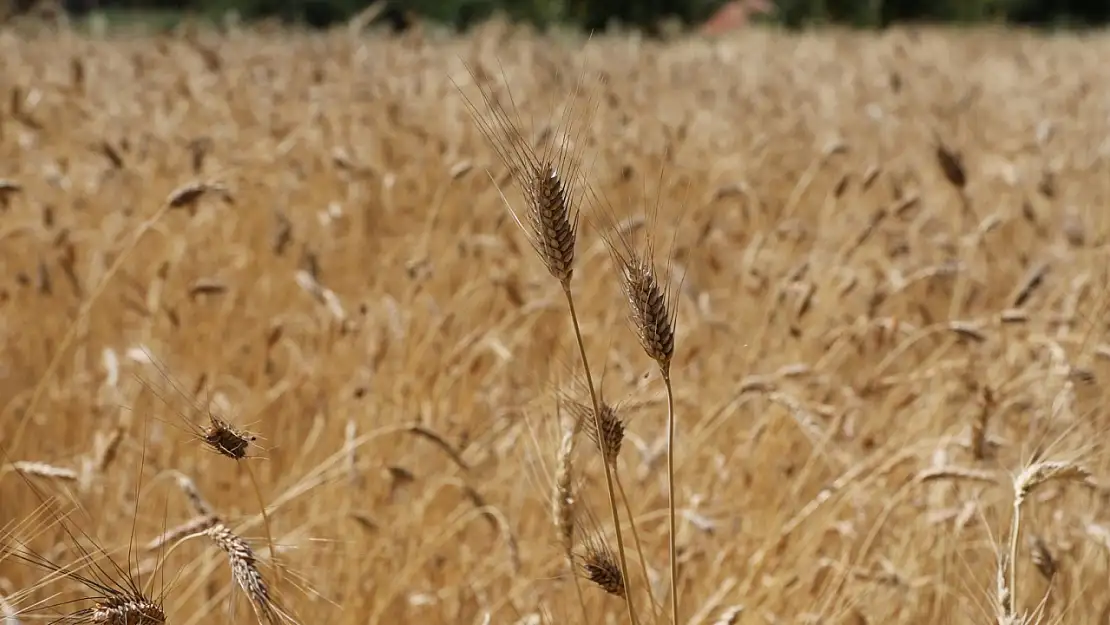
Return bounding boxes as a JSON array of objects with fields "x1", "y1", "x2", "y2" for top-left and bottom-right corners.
[{"x1": 47, "y1": 0, "x2": 1110, "y2": 32}]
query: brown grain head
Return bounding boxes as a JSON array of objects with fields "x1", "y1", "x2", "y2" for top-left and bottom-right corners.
[
  {"x1": 205, "y1": 520, "x2": 284, "y2": 625},
  {"x1": 563, "y1": 395, "x2": 624, "y2": 467},
  {"x1": 585, "y1": 178, "x2": 680, "y2": 372},
  {"x1": 570, "y1": 495, "x2": 626, "y2": 599},
  {"x1": 574, "y1": 530, "x2": 625, "y2": 599},
  {"x1": 552, "y1": 426, "x2": 576, "y2": 554},
  {"x1": 455, "y1": 61, "x2": 602, "y2": 285},
  {"x1": 92, "y1": 596, "x2": 166, "y2": 625},
  {"x1": 203, "y1": 414, "x2": 257, "y2": 461}
]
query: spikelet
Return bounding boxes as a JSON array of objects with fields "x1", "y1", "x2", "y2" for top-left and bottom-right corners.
[
  {"x1": 204, "y1": 521, "x2": 282, "y2": 625},
  {"x1": 574, "y1": 530, "x2": 625, "y2": 599},
  {"x1": 572, "y1": 501, "x2": 625, "y2": 599},
  {"x1": 587, "y1": 184, "x2": 679, "y2": 373},
  {"x1": 552, "y1": 425, "x2": 576, "y2": 554},
  {"x1": 1013, "y1": 460, "x2": 1094, "y2": 506},
  {"x1": 90, "y1": 596, "x2": 166, "y2": 625},
  {"x1": 455, "y1": 63, "x2": 599, "y2": 286},
  {"x1": 563, "y1": 396, "x2": 624, "y2": 467}
]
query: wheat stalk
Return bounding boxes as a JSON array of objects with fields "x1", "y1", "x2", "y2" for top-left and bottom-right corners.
[
  {"x1": 564, "y1": 393, "x2": 659, "y2": 615},
  {"x1": 457, "y1": 60, "x2": 638, "y2": 623},
  {"x1": 590, "y1": 180, "x2": 682, "y2": 624}
]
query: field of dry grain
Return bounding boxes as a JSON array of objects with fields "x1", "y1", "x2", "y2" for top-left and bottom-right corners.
[{"x1": 3, "y1": 19, "x2": 1110, "y2": 625}]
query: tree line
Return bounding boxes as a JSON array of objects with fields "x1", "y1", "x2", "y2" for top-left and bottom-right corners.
[{"x1": 27, "y1": 0, "x2": 1110, "y2": 31}]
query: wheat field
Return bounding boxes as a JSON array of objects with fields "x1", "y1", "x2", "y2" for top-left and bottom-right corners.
[{"x1": 2, "y1": 18, "x2": 1110, "y2": 625}]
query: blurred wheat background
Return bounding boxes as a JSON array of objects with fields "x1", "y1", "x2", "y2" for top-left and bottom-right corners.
[{"x1": 3, "y1": 17, "x2": 1110, "y2": 625}]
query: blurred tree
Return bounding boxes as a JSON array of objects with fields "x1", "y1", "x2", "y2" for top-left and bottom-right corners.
[{"x1": 52, "y1": 0, "x2": 1110, "y2": 31}]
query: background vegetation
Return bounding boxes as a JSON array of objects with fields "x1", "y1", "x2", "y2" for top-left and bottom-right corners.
[
  {"x1": 5, "y1": 0, "x2": 1110, "y2": 31},
  {"x1": 2, "y1": 16, "x2": 1110, "y2": 625}
]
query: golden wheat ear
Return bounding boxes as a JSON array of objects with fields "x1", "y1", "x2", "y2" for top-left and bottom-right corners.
[
  {"x1": 0, "y1": 434, "x2": 169, "y2": 625},
  {"x1": 453, "y1": 58, "x2": 602, "y2": 286},
  {"x1": 585, "y1": 181, "x2": 680, "y2": 374},
  {"x1": 584, "y1": 166, "x2": 687, "y2": 625},
  {"x1": 572, "y1": 498, "x2": 627, "y2": 600},
  {"x1": 561, "y1": 392, "x2": 625, "y2": 468}
]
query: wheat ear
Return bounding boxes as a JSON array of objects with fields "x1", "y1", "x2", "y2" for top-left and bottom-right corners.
[
  {"x1": 457, "y1": 63, "x2": 637, "y2": 623},
  {"x1": 566, "y1": 395, "x2": 659, "y2": 615},
  {"x1": 591, "y1": 182, "x2": 681, "y2": 624},
  {"x1": 205, "y1": 520, "x2": 282, "y2": 625},
  {"x1": 574, "y1": 501, "x2": 627, "y2": 600},
  {"x1": 1008, "y1": 460, "x2": 1093, "y2": 612},
  {"x1": 552, "y1": 421, "x2": 590, "y2": 622}
]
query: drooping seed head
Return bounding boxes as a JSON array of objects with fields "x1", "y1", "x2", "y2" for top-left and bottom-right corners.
[
  {"x1": 205, "y1": 521, "x2": 280, "y2": 625},
  {"x1": 574, "y1": 532, "x2": 625, "y2": 598},
  {"x1": 564, "y1": 397, "x2": 624, "y2": 467}
]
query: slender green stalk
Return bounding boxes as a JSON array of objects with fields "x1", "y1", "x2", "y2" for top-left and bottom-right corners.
[
  {"x1": 663, "y1": 369, "x2": 678, "y2": 625},
  {"x1": 616, "y1": 469, "x2": 660, "y2": 618},
  {"x1": 563, "y1": 284, "x2": 638, "y2": 625}
]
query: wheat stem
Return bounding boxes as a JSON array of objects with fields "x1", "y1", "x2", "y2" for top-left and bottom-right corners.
[
  {"x1": 245, "y1": 463, "x2": 280, "y2": 585},
  {"x1": 616, "y1": 469, "x2": 660, "y2": 617},
  {"x1": 663, "y1": 369, "x2": 678, "y2": 625},
  {"x1": 563, "y1": 284, "x2": 638, "y2": 625},
  {"x1": 1009, "y1": 494, "x2": 1022, "y2": 614}
]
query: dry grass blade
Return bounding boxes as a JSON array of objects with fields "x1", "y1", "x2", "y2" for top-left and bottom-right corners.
[
  {"x1": 143, "y1": 515, "x2": 218, "y2": 553},
  {"x1": 6, "y1": 462, "x2": 78, "y2": 483},
  {"x1": 165, "y1": 180, "x2": 233, "y2": 210}
]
